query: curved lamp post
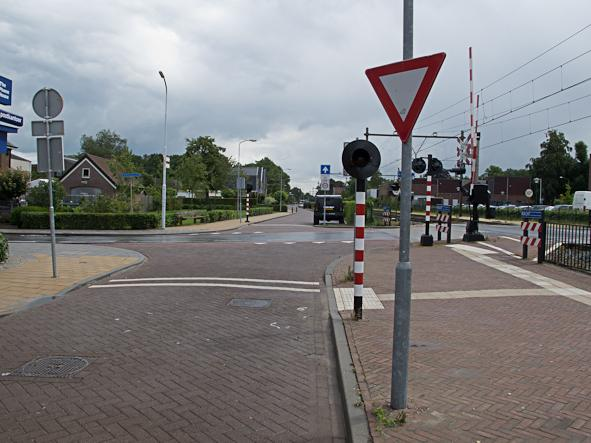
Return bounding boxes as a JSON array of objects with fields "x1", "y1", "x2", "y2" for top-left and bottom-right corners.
[
  {"x1": 159, "y1": 70, "x2": 168, "y2": 229},
  {"x1": 238, "y1": 139, "x2": 257, "y2": 222}
]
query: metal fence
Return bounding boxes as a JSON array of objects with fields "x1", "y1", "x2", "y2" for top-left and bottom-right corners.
[{"x1": 544, "y1": 219, "x2": 591, "y2": 273}]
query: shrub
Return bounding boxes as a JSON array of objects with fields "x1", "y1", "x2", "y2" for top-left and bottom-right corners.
[
  {"x1": 26, "y1": 180, "x2": 65, "y2": 208},
  {"x1": 10, "y1": 206, "x2": 47, "y2": 227},
  {"x1": 19, "y1": 212, "x2": 159, "y2": 230},
  {"x1": 0, "y1": 233, "x2": 8, "y2": 263}
]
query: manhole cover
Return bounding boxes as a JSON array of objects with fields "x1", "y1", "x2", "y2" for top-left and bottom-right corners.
[
  {"x1": 12, "y1": 356, "x2": 89, "y2": 378},
  {"x1": 228, "y1": 298, "x2": 272, "y2": 308}
]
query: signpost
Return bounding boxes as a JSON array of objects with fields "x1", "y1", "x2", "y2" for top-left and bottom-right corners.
[
  {"x1": 320, "y1": 164, "x2": 331, "y2": 223},
  {"x1": 365, "y1": 0, "x2": 445, "y2": 410},
  {"x1": 122, "y1": 173, "x2": 142, "y2": 213},
  {"x1": 32, "y1": 88, "x2": 65, "y2": 278}
]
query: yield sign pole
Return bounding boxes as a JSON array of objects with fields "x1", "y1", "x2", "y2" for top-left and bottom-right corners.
[{"x1": 364, "y1": 0, "x2": 445, "y2": 410}]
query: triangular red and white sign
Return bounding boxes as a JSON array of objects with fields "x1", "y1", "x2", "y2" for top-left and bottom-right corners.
[{"x1": 366, "y1": 52, "x2": 446, "y2": 143}]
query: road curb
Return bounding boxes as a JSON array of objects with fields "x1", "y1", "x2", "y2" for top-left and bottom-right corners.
[
  {"x1": 6, "y1": 251, "x2": 146, "y2": 317},
  {"x1": 325, "y1": 256, "x2": 371, "y2": 443}
]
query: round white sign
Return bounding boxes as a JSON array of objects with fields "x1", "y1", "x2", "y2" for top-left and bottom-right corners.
[{"x1": 525, "y1": 188, "x2": 534, "y2": 198}]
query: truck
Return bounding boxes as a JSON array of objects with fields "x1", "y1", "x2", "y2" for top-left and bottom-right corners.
[{"x1": 573, "y1": 191, "x2": 591, "y2": 210}]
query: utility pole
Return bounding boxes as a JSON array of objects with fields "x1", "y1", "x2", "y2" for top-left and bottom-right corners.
[{"x1": 391, "y1": 0, "x2": 413, "y2": 410}]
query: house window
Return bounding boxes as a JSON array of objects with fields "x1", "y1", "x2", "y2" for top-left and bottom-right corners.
[{"x1": 81, "y1": 168, "x2": 90, "y2": 179}]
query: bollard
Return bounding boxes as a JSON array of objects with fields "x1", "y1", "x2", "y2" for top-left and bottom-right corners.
[{"x1": 353, "y1": 178, "x2": 366, "y2": 320}]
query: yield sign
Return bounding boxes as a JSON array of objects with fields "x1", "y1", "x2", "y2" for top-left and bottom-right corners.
[{"x1": 366, "y1": 52, "x2": 446, "y2": 143}]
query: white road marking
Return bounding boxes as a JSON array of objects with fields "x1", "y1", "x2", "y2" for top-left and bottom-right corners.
[
  {"x1": 254, "y1": 242, "x2": 266, "y2": 245},
  {"x1": 189, "y1": 233, "x2": 199, "y2": 236},
  {"x1": 232, "y1": 232, "x2": 241, "y2": 235},
  {"x1": 110, "y1": 277, "x2": 320, "y2": 286},
  {"x1": 210, "y1": 232, "x2": 220, "y2": 235},
  {"x1": 254, "y1": 231, "x2": 264, "y2": 234},
  {"x1": 312, "y1": 241, "x2": 325, "y2": 244},
  {"x1": 450, "y1": 247, "x2": 591, "y2": 306},
  {"x1": 477, "y1": 241, "x2": 520, "y2": 258},
  {"x1": 270, "y1": 322, "x2": 281, "y2": 329},
  {"x1": 8, "y1": 240, "x2": 38, "y2": 243},
  {"x1": 378, "y1": 288, "x2": 555, "y2": 301},
  {"x1": 446, "y1": 244, "x2": 497, "y2": 254},
  {"x1": 91, "y1": 283, "x2": 320, "y2": 293},
  {"x1": 284, "y1": 242, "x2": 296, "y2": 245},
  {"x1": 341, "y1": 240, "x2": 354, "y2": 244},
  {"x1": 500, "y1": 236, "x2": 520, "y2": 243}
]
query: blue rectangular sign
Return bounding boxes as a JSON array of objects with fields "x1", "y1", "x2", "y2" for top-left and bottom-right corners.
[
  {"x1": 320, "y1": 164, "x2": 330, "y2": 175},
  {"x1": 0, "y1": 109, "x2": 23, "y2": 127},
  {"x1": 521, "y1": 210, "x2": 543, "y2": 219},
  {"x1": 0, "y1": 76, "x2": 12, "y2": 106},
  {"x1": 0, "y1": 131, "x2": 7, "y2": 154},
  {"x1": 121, "y1": 172, "x2": 142, "y2": 177}
]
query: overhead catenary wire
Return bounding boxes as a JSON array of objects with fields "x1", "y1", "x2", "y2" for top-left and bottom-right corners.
[{"x1": 416, "y1": 23, "x2": 591, "y2": 127}]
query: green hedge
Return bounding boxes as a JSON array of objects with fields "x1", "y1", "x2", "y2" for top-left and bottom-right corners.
[
  {"x1": 0, "y1": 233, "x2": 8, "y2": 263},
  {"x1": 10, "y1": 206, "x2": 48, "y2": 227},
  {"x1": 19, "y1": 212, "x2": 159, "y2": 230}
]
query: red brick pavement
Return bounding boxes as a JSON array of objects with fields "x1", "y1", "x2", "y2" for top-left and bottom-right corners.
[{"x1": 336, "y1": 240, "x2": 591, "y2": 441}]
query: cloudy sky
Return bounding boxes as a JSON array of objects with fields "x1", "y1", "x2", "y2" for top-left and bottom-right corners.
[{"x1": 2, "y1": 1, "x2": 590, "y2": 192}]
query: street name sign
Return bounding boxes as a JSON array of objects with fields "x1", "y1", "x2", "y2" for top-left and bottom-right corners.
[
  {"x1": 0, "y1": 75, "x2": 12, "y2": 106},
  {"x1": 366, "y1": 52, "x2": 446, "y2": 143},
  {"x1": 521, "y1": 210, "x2": 543, "y2": 220},
  {"x1": 320, "y1": 164, "x2": 331, "y2": 175},
  {"x1": 121, "y1": 172, "x2": 142, "y2": 178},
  {"x1": 0, "y1": 109, "x2": 23, "y2": 127}
]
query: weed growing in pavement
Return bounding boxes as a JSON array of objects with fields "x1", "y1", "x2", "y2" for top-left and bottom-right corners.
[
  {"x1": 344, "y1": 266, "x2": 354, "y2": 282},
  {"x1": 372, "y1": 406, "x2": 406, "y2": 431}
]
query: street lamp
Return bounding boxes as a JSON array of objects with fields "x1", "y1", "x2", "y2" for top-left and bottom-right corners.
[
  {"x1": 158, "y1": 70, "x2": 168, "y2": 229},
  {"x1": 237, "y1": 139, "x2": 257, "y2": 223},
  {"x1": 533, "y1": 177, "x2": 542, "y2": 205}
]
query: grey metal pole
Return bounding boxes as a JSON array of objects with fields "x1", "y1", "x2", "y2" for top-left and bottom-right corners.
[
  {"x1": 238, "y1": 141, "x2": 242, "y2": 223},
  {"x1": 44, "y1": 88, "x2": 57, "y2": 278},
  {"x1": 159, "y1": 71, "x2": 168, "y2": 229},
  {"x1": 391, "y1": 0, "x2": 413, "y2": 410},
  {"x1": 280, "y1": 173, "x2": 283, "y2": 212}
]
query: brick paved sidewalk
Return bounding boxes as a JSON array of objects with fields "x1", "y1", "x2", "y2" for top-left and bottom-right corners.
[
  {"x1": 0, "y1": 243, "x2": 143, "y2": 316},
  {"x1": 333, "y1": 240, "x2": 591, "y2": 441}
]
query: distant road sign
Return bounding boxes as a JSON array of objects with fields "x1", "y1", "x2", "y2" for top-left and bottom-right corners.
[
  {"x1": 522, "y1": 210, "x2": 543, "y2": 220},
  {"x1": 525, "y1": 188, "x2": 533, "y2": 198},
  {"x1": 32, "y1": 120, "x2": 64, "y2": 137},
  {"x1": 320, "y1": 164, "x2": 331, "y2": 175},
  {"x1": 121, "y1": 172, "x2": 142, "y2": 178},
  {"x1": 366, "y1": 52, "x2": 446, "y2": 143},
  {"x1": 0, "y1": 109, "x2": 23, "y2": 127},
  {"x1": 32, "y1": 88, "x2": 63, "y2": 119},
  {"x1": 320, "y1": 175, "x2": 330, "y2": 191},
  {"x1": 436, "y1": 204, "x2": 452, "y2": 213},
  {"x1": 37, "y1": 137, "x2": 64, "y2": 173},
  {"x1": 0, "y1": 75, "x2": 12, "y2": 106}
]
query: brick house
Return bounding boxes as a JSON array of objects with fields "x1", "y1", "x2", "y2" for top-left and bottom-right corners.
[{"x1": 59, "y1": 154, "x2": 118, "y2": 201}]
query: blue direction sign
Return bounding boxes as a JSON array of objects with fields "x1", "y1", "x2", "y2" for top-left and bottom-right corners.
[
  {"x1": 121, "y1": 172, "x2": 142, "y2": 178},
  {"x1": 521, "y1": 210, "x2": 543, "y2": 219},
  {"x1": 436, "y1": 204, "x2": 452, "y2": 213},
  {"x1": 0, "y1": 109, "x2": 23, "y2": 127},
  {"x1": 320, "y1": 164, "x2": 331, "y2": 175},
  {"x1": 0, "y1": 75, "x2": 12, "y2": 106}
]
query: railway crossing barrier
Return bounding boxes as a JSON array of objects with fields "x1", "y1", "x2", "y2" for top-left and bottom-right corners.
[
  {"x1": 435, "y1": 204, "x2": 452, "y2": 244},
  {"x1": 521, "y1": 210, "x2": 545, "y2": 263}
]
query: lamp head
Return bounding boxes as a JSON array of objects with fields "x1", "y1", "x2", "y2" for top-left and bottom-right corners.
[{"x1": 159, "y1": 71, "x2": 165, "y2": 79}]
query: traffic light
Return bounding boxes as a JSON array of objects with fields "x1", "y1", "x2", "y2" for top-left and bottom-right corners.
[
  {"x1": 428, "y1": 157, "x2": 443, "y2": 175},
  {"x1": 448, "y1": 166, "x2": 466, "y2": 176},
  {"x1": 342, "y1": 140, "x2": 381, "y2": 179},
  {"x1": 411, "y1": 157, "x2": 426, "y2": 174}
]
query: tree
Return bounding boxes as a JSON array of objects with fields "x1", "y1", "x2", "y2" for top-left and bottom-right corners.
[
  {"x1": 80, "y1": 130, "x2": 131, "y2": 159},
  {"x1": 251, "y1": 157, "x2": 289, "y2": 195},
  {"x1": 290, "y1": 187, "x2": 304, "y2": 202},
  {"x1": 27, "y1": 180, "x2": 65, "y2": 208},
  {"x1": 481, "y1": 165, "x2": 504, "y2": 178},
  {"x1": 0, "y1": 170, "x2": 29, "y2": 203},
  {"x1": 368, "y1": 171, "x2": 384, "y2": 189},
  {"x1": 176, "y1": 154, "x2": 207, "y2": 198},
  {"x1": 528, "y1": 131, "x2": 577, "y2": 204},
  {"x1": 185, "y1": 136, "x2": 232, "y2": 199},
  {"x1": 572, "y1": 141, "x2": 589, "y2": 193}
]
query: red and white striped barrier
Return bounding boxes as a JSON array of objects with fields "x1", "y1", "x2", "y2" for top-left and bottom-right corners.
[
  {"x1": 521, "y1": 236, "x2": 541, "y2": 247},
  {"x1": 436, "y1": 224, "x2": 449, "y2": 233},
  {"x1": 436, "y1": 213, "x2": 450, "y2": 223},
  {"x1": 353, "y1": 186, "x2": 365, "y2": 320},
  {"x1": 520, "y1": 221, "x2": 541, "y2": 232},
  {"x1": 245, "y1": 193, "x2": 250, "y2": 222}
]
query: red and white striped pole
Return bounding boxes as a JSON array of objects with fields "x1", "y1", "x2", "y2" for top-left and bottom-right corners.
[
  {"x1": 245, "y1": 192, "x2": 250, "y2": 222},
  {"x1": 420, "y1": 155, "x2": 434, "y2": 246},
  {"x1": 353, "y1": 178, "x2": 366, "y2": 320}
]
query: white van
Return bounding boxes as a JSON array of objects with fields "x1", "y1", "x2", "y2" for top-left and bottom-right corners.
[{"x1": 572, "y1": 191, "x2": 591, "y2": 210}]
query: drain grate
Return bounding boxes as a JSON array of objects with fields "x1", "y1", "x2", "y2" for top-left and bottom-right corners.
[
  {"x1": 228, "y1": 298, "x2": 272, "y2": 308},
  {"x1": 12, "y1": 356, "x2": 89, "y2": 378}
]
